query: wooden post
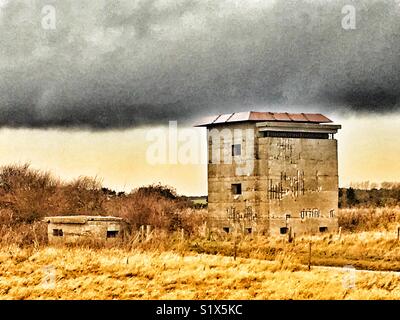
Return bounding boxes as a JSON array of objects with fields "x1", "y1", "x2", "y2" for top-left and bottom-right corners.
[
  {"x1": 397, "y1": 226, "x2": 400, "y2": 241},
  {"x1": 233, "y1": 238, "x2": 237, "y2": 261},
  {"x1": 338, "y1": 227, "x2": 342, "y2": 240},
  {"x1": 181, "y1": 228, "x2": 185, "y2": 241},
  {"x1": 146, "y1": 225, "x2": 152, "y2": 240},
  {"x1": 288, "y1": 227, "x2": 293, "y2": 243},
  {"x1": 308, "y1": 241, "x2": 312, "y2": 271},
  {"x1": 140, "y1": 225, "x2": 145, "y2": 241},
  {"x1": 233, "y1": 221, "x2": 239, "y2": 261}
]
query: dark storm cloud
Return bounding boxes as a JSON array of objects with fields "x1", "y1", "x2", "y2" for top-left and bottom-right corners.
[{"x1": 0, "y1": 0, "x2": 400, "y2": 129}]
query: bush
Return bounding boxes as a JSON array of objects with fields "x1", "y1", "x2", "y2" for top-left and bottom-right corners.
[
  {"x1": 104, "y1": 184, "x2": 203, "y2": 234},
  {"x1": 338, "y1": 207, "x2": 400, "y2": 232},
  {"x1": 0, "y1": 165, "x2": 204, "y2": 247},
  {"x1": 0, "y1": 222, "x2": 47, "y2": 247}
]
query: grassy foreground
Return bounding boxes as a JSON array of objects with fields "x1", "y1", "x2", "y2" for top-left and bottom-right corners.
[
  {"x1": 189, "y1": 230, "x2": 400, "y2": 272},
  {"x1": 1, "y1": 246, "x2": 400, "y2": 300}
]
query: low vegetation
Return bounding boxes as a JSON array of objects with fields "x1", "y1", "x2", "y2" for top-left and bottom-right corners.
[
  {"x1": 339, "y1": 184, "x2": 400, "y2": 208},
  {"x1": 338, "y1": 207, "x2": 400, "y2": 232},
  {"x1": 1, "y1": 247, "x2": 400, "y2": 299},
  {"x1": 0, "y1": 164, "x2": 400, "y2": 299}
]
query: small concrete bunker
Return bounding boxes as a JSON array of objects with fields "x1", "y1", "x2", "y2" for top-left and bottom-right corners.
[{"x1": 44, "y1": 215, "x2": 127, "y2": 243}]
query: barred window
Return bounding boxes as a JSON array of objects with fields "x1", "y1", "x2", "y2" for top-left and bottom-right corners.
[{"x1": 261, "y1": 131, "x2": 329, "y2": 139}]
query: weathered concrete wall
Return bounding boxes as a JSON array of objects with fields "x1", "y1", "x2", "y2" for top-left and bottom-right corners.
[
  {"x1": 207, "y1": 122, "x2": 339, "y2": 236},
  {"x1": 46, "y1": 217, "x2": 127, "y2": 244},
  {"x1": 207, "y1": 123, "x2": 266, "y2": 233},
  {"x1": 259, "y1": 135, "x2": 339, "y2": 235}
]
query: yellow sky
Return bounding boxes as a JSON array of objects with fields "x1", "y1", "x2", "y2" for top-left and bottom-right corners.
[
  {"x1": 336, "y1": 114, "x2": 400, "y2": 188},
  {"x1": 0, "y1": 114, "x2": 399, "y2": 195}
]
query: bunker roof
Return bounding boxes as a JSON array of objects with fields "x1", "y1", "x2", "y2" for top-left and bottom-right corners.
[
  {"x1": 195, "y1": 111, "x2": 332, "y2": 127},
  {"x1": 44, "y1": 215, "x2": 124, "y2": 224}
]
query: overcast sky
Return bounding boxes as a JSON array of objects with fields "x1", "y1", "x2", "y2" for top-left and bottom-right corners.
[
  {"x1": 0, "y1": 0, "x2": 400, "y2": 129},
  {"x1": 0, "y1": 0, "x2": 399, "y2": 193}
]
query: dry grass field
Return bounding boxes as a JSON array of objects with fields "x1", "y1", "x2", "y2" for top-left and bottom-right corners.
[
  {"x1": 190, "y1": 227, "x2": 400, "y2": 272},
  {"x1": 0, "y1": 205, "x2": 400, "y2": 300},
  {"x1": 1, "y1": 245, "x2": 400, "y2": 300},
  {"x1": 0, "y1": 165, "x2": 399, "y2": 300}
]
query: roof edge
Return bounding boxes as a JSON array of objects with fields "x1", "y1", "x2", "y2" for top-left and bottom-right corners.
[{"x1": 194, "y1": 111, "x2": 333, "y2": 127}]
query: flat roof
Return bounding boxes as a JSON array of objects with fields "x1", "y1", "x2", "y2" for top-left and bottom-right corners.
[
  {"x1": 195, "y1": 111, "x2": 333, "y2": 127},
  {"x1": 44, "y1": 215, "x2": 124, "y2": 224}
]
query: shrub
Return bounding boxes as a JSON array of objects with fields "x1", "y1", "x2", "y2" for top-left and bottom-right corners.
[
  {"x1": 338, "y1": 207, "x2": 400, "y2": 232},
  {"x1": 0, "y1": 165, "x2": 203, "y2": 247}
]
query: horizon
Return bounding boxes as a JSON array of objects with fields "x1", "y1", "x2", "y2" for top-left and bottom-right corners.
[
  {"x1": 0, "y1": 0, "x2": 399, "y2": 195},
  {"x1": 1, "y1": 111, "x2": 399, "y2": 196}
]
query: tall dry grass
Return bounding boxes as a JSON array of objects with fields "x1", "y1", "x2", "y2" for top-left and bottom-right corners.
[
  {"x1": 1, "y1": 246, "x2": 399, "y2": 299},
  {"x1": 338, "y1": 207, "x2": 400, "y2": 232}
]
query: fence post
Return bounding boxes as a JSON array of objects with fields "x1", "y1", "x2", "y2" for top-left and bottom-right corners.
[
  {"x1": 140, "y1": 225, "x2": 145, "y2": 241},
  {"x1": 202, "y1": 222, "x2": 207, "y2": 238},
  {"x1": 308, "y1": 241, "x2": 312, "y2": 271},
  {"x1": 338, "y1": 227, "x2": 342, "y2": 241},
  {"x1": 233, "y1": 238, "x2": 238, "y2": 261},
  {"x1": 233, "y1": 222, "x2": 239, "y2": 261},
  {"x1": 288, "y1": 227, "x2": 293, "y2": 243},
  {"x1": 181, "y1": 228, "x2": 185, "y2": 241},
  {"x1": 397, "y1": 226, "x2": 400, "y2": 241},
  {"x1": 146, "y1": 225, "x2": 152, "y2": 240}
]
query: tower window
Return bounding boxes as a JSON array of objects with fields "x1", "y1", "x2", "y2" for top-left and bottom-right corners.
[
  {"x1": 232, "y1": 144, "x2": 241, "y2": 156},
  {"x1": 231, "y1": 183, "x2": 242, "y2": 195}
]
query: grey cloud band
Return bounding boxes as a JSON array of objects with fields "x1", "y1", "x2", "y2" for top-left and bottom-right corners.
[{"x1": 0, "y1": 0, "x2": 399, "y2": 129}]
